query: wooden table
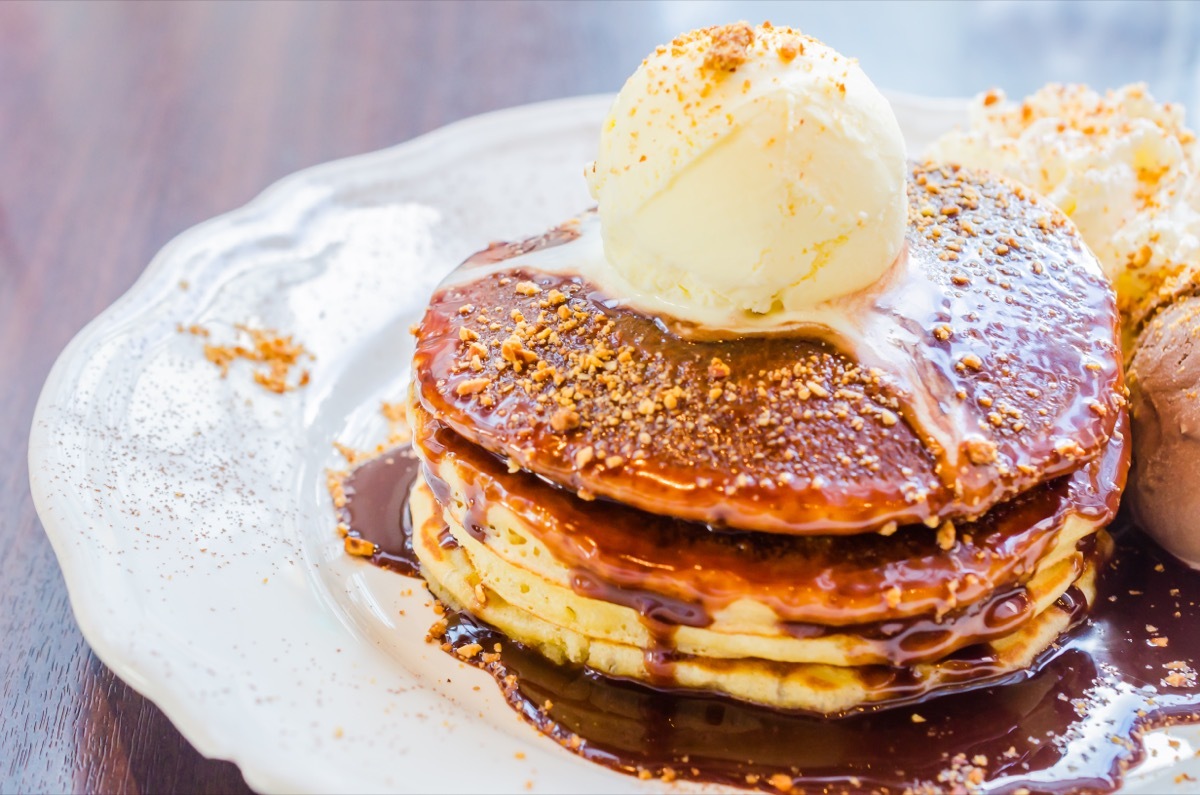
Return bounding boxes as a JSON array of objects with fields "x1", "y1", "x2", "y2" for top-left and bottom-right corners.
[{"x1": 3, "y1": 2, "x2": 1196, "y2": 791}]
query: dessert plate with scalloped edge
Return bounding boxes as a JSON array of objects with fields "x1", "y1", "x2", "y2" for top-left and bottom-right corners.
[{"x1": 29, "y1": 92, "x2": 1200, "y2": 793}]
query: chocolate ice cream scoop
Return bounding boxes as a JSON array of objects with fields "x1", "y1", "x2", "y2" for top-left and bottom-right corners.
[{"x1": 1129, "y1": 295, "x2": 1200, "y2": 567}]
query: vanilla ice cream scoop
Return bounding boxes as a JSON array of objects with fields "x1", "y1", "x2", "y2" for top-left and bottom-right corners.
[{"x1": 585, "y1": 22, "x2": 908, "y2": 323}]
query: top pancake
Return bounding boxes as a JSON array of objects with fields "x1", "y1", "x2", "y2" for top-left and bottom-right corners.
[{"x1": 412, "y1": 162, "x2": 1124, "y2": 535}]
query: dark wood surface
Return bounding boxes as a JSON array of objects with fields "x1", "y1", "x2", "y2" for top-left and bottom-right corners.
[{"x1": 3, "y1": 2, "x2": 1197, "y2": 792}]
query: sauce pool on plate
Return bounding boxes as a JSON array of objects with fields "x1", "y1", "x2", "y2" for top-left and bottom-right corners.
[{"x1": 340, "y1": 451, "x2": 1200, "y2": 794}]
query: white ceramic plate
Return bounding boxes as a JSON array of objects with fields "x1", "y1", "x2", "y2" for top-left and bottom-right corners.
[{"x1": 29, "y1": 93, "x2": 1200, "y2": 794}]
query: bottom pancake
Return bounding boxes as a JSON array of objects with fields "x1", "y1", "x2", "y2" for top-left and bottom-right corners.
[{"x1": 410, "y1": 474, "x2": 1105, "y2": 715}]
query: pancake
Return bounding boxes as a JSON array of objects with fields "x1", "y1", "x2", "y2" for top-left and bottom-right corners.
[
  {"x1": 411, "y1": 395, "x2": 1127, "y2": 630},
  {"x1": 412, "y1": 162, "x2": 1124, "y2": 536},
  {"x1": 411, "y1": 475, "x2": 1106, "y2": 715},
  {"x1": 439, "y1": 491, "x2": 1087, "y2": 668}
]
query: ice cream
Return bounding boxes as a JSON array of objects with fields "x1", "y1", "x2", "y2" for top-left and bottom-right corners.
[
  {"x1": 585, "y1": 22, "x2": 907, "y2": 324},
  {"x1": 1128, "y1": 295, "x2": 1200, "y2": 567},
  {"x1": 927, "y1": 83, "x2": 1200, "y2": 329}
]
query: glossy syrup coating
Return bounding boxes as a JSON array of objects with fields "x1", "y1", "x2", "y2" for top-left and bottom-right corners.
[
  {"x1": 413, "y1": 162, "x2": 1125, "y2": 535},
  {"x1": 412, "y1": 400, "x2": 1127, "y2": 631}
]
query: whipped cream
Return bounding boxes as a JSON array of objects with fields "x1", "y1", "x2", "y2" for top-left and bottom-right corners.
[{"x1": 928, "y1": 83, "x2": 1200, "y2": 325}]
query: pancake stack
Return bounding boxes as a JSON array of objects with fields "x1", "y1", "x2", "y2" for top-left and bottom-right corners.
[{"x1": 407, "y1": 162, "x2": 1129, "y2": 715}]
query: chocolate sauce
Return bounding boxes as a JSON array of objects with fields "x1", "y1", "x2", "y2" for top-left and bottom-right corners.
[
  {"x1": 339, "y1": 448, "x2": 1200, "y2": 793},
  {"x1": 572, "y1": 569, "x2": 708, "y2": 686},
  {"x1": 340, "y1": 451, "x2": 423, "y2": 576},
  {"x1": 778, "y1": 583, "x2": 1037, "y2": 665}
]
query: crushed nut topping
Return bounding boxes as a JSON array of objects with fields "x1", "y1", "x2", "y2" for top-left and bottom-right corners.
[
  {"x1": 700, "y1": 22, "x2": 755, "y2": 72},
  {"x1": 183, "y1": 323, "x2": 313, "y2": 393}
]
